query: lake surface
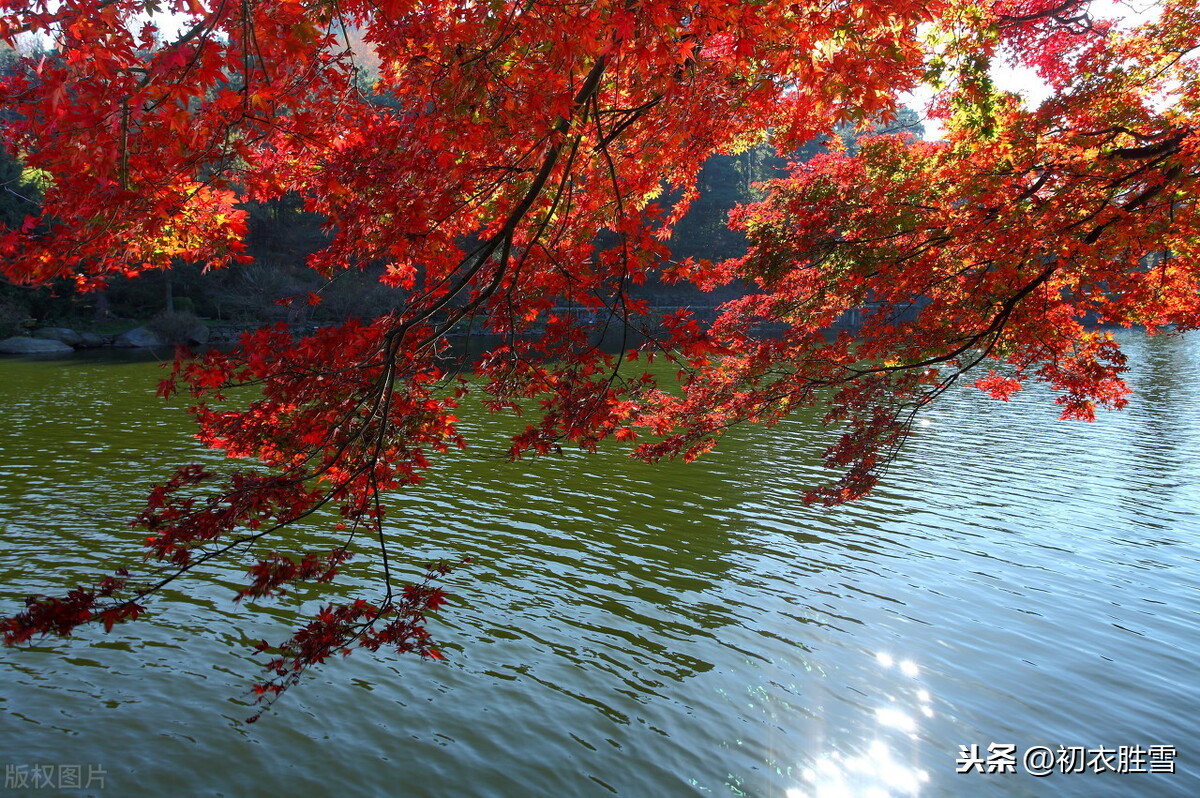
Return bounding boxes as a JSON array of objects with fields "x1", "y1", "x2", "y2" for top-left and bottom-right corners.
[{"x1": 1, "y1": 330, "x2": 1198, "y2": 797}]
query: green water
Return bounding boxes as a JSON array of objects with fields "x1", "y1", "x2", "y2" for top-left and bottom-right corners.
[{"x1": 1, "y1": 331, "x2": 1198, "y2": 797}]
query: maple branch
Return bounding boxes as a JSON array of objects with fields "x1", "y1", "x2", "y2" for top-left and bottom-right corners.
[
  {"x1": 6, "y1": 0, "x2": 1191, "y2": 720},
  {"x1": 592, "y1": 94, "x2": 663, "y2": 152},
  {"x1": 853, "y1": 259, "x2": 1060, "y2": 377},
  {"x1": 996, "y1": 0, "x2": 1091, "y2": 27},
  {"x1": 1109, "y1": 129, "x2": 1189, "y2": 161},
  {"x1": 398, "y1": 55, "x2": 610, "y2": 339}
]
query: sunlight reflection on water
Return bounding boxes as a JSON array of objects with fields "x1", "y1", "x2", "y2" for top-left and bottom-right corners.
[{"x1": 789, "y1": 653, "x2": 933, "y2": 798}]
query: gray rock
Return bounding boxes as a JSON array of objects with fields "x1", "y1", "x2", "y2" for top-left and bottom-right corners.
[
  {"x1": 187, "y1": 324, "x2": 210, "y2": 345},
  {"x1": 32, "y1": 327, "x2": 83, "y2": 346},
  {"x1": 207, "y1": 325, "x2": 247, "y2": 343},
  {"x1": 77, "y1": 332, "x2": 108, "y2": 348},
  {"x1": 0, "y1": 336, "x2": 74, "y2": 354},
  {"x1": 124, "y1": 318, "x2": 211, "y2": 346},
  {"x1": 114, "y1": 326, "x2": 165, "y2": 348}
]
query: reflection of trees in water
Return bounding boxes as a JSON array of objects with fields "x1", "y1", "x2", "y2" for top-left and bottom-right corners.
[
  {"x1": 1124, "y1": 330, "x2": 1200, "y2": 425},
  {"x1": 379, "y1": 403, "x2": 749, "y2": 690},
  {"x1": 374, "y1": 379, "x2": 897, "y2": 703},
  {"x1": 1113, "y1": 330, "x2": 1200, "y2": 527}
]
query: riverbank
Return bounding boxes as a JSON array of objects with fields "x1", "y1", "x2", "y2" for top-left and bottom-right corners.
[{"x1": 0, "y1": 319, "x2": 257, "y2": 354}]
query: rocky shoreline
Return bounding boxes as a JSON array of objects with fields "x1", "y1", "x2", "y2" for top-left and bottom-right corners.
[{"x1": 0, "y1": 323, "x2": 252, "y2": 355}]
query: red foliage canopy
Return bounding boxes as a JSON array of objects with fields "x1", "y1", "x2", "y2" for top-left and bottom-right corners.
[{"x1": 1, "y1": 0, "x2": 1196, "y2": 716}]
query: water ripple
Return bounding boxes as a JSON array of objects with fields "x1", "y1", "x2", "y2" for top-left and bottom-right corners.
[{"x1": 1, "y1": 331, "x2": 1199, "y2": 796}]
